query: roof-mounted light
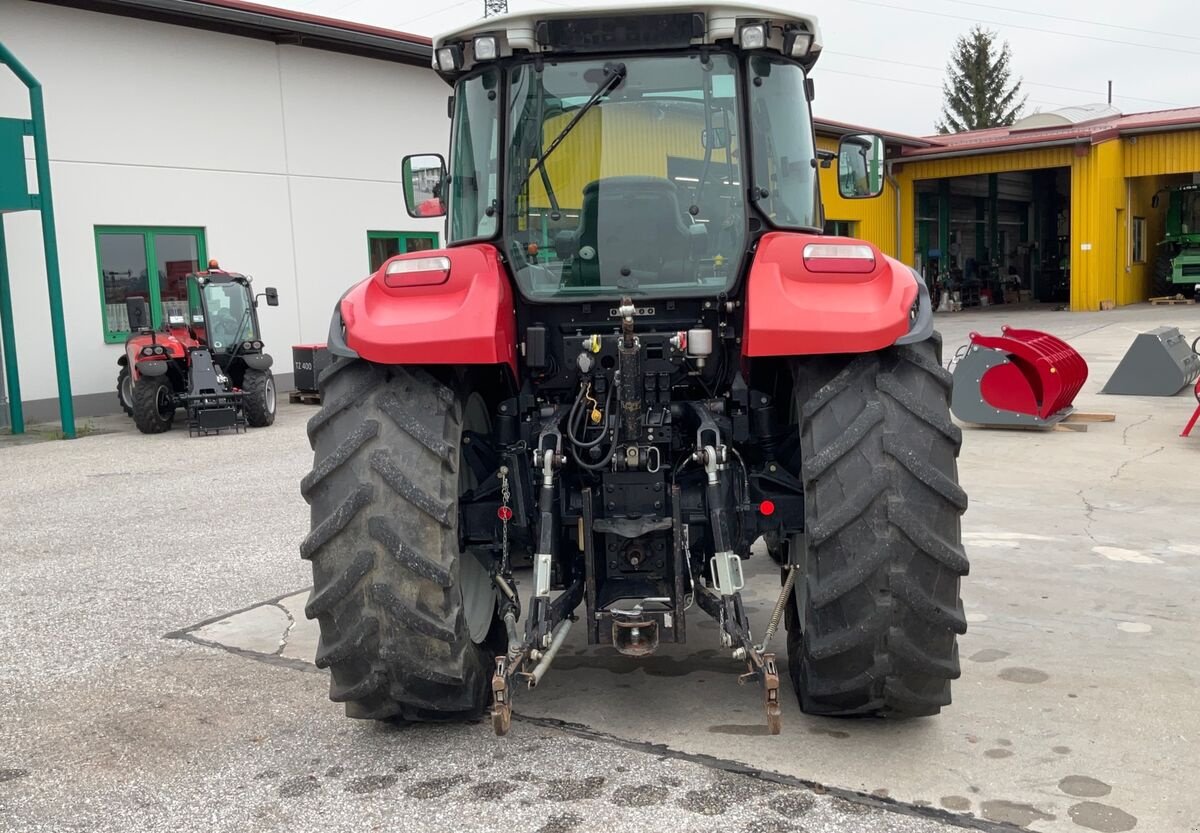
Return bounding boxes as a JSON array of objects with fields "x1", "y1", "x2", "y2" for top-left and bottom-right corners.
[
  {"x1": 384, "y1": 256, "x2": 451, "y2": 288},
  {"x1": 739, "y1": 22, "x2": 767, "y2": 50},
  {"x1": 784, "y1": 29, "x2": 814, "y2": 59},
  {"x1": 435, "y1": 44, "x2": 463, "y2": 72},
  {"x1": 473, "y1": 35, "x2": 498, "y2": 61},
  {"x1": 802, "y1": 243, "x2": 876, "y2": 274}
]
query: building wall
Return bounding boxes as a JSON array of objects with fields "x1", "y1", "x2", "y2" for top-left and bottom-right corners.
[{"x1": 0, "y1": 0, "x2": 447, "y2": 418}]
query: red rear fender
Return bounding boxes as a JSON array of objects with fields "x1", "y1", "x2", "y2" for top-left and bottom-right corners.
[
  {"x1": 339, "y1": 244, "x2": 517, "y2": 377},
  {"x1": 743, "y1": 233, "x2": 922, "y2": 356}
]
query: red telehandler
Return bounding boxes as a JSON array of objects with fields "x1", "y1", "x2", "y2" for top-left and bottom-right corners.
[
  {"x1": 118, "y1": 271, "x2": 279, "y2": 434},
  {"x1": 301, "y1": 2, "x2": 967, "y2": 735}
]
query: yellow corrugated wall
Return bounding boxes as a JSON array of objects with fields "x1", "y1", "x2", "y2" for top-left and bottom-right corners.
[
  {"x1": 1069, "y1": 139, "x2": 1129, "y2": 309},
  {"x1": 529, "y1": 105, "x2": 727, "y2": 207},
  {"x1": 1126, "y1": 173, "x2": 1172, "y2": 298},
  {"x1": 1123, "y1": 130, "x2": 1200, "y2": 177},
  {"x1": 816, "y1": 136, "x2": 898, "y2": 256}
]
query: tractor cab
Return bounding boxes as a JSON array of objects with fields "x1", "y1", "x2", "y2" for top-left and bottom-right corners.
[
  {"x1": 189, "y1": 271, "x2": 275, "y2": 359},
  {"x1": 402, "y1": 3, "x2": 884, "y2": 303}
]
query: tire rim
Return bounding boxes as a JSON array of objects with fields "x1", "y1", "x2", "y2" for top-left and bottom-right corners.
[
  {"x1": 120, "y1": 374, "x2": 133, "y2": 408},
  {"x1": 156, "y1": 385, "x2": 173, "y2": 419},
  {"x1": 460, "y1": 392, "x2": 497, "y2": 644},
  {"x1": 265, "y1": 374, "x2": 276, "y2": 414}
]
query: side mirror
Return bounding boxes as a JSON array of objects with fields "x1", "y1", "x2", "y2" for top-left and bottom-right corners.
[
  {"x1": 264, "y1": 287, "x2": 279, "y2": 307},
  {"x1": 700, "y1": 127, "x2": 729, "y2": 149},
  {"x1": 126, "y1": 297, "x2": 152, "y2": 331},
  {"x1": 403, "y1": 153, "x2": 448, "y2": 219},
  {"x1": 837, "y1": 133, "x2": 886, "y2": 199}
]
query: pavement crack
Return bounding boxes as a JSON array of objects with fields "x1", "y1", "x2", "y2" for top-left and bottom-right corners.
[
  {"x1": 1120, "y1": 414, "x2": 1152, "y2": 447},
  {"x1": 1110, "y1": 445, "x2": 1164, "y2": 482},
  {"x1": 1075, "y1": 490, "x2": 1099, "y2": 543},
  {"x1": 271, "y1": 602, "x2": 296, "y2": 657}
]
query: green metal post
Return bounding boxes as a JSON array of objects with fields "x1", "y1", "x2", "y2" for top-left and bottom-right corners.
[
  {"x1": 975, "y1": 198, "x2": 986, "y2": 265},
  {"x1": 988, "y1": 174, "x2": 999, "y2": 267},
  {"x1": 0, "y1": 216, "x2": 23, "y2": 433},
  {"x1": 0, "y1": 40, "x2": 75, "y2": 438},
  {"x1": 938, "y1": 180, "x2": 951, "y2": 282}
]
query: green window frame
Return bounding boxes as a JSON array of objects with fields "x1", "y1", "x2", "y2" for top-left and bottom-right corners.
[
  {"x1": 824, "y1": 220, "x2": 857, "y2": 237},
  {"x1": 367, "y1": 230, "x2": 440, "y2": 272},
  {"x1": 95, "y1": 226, "x2": 207, "y2": 343}
]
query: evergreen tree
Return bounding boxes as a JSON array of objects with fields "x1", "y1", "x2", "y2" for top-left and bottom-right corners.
[{"x1": 936, "y1": 26, "x2": 1026, "y2": 134}]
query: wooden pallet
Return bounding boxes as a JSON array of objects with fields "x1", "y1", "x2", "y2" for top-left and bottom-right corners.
[
  {"x1": 1149, "y1": 295, "x2": 1195, "y2": 306},
  {"x1": 966, "y1": 411, "x2": 1116, "y2": 433},
  {"x1": 288, "y1": 390, "x2": 321, "y2": 405}
]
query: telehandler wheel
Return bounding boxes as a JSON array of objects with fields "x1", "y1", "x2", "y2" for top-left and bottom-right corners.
[
  {"x1": 131, "y1": 375, "x2": 176, "y2": 434},
  {"x1": 117, "y1": 366, "x2": 134, "y2": 418},
  {"x1": 242, "y1": 368, "x2": 277, "y2": 427},
  {"x1": 786, "y1": 334, "x2": 969, "y2": 717},
  {"x1": 301, "y1": 359, "x2": 503, "y2": 721}
]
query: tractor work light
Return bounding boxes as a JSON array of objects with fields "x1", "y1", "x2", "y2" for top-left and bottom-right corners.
[
  {"x1": 141, "y1": 346, "x2": 154, "y2": 357},
  {"x1": 384, "y1": 256, "x2": 452, "y2": 288},
  {"x1": 243, "y1": 341, "x2": 254, "y2": 351},
  {"x1": 802, "y1": 243, "x2": 876, "y2": 273},
  {"x1": 436, "y1": 45, "x2": 463, "y2": 72},
  {"x1": 739, "y1": 23, "x2": 767, "y2": 50},
  {"x1": 253, "y1": 340, "x2": 263, "y2": 350},
  {"x1": 473, "y1": 35, "x2": 498, "y2": 61},
  {"x1": 784, "y1": 29, "x2": 815, "y2": 59}
]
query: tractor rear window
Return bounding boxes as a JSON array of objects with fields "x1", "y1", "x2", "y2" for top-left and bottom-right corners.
[{"x1": 502, "y1": 53, "x2": 746, "y2": 301}]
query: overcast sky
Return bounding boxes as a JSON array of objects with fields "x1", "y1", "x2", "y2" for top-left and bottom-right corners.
[{"x1": 275, "y1": 0, "x2": 1200, "y2": 136}]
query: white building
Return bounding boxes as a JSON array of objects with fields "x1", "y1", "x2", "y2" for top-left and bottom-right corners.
[{"x1": 0, "y1": 0, "x2": 447, "y2": 423}]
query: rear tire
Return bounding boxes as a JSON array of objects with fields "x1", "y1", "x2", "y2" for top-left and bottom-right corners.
[
  {"x1": 1151, "y1": 249, "x2": 1196, "y2": 299},
  {"x1": 117, "y1": 366, "x2": 134, "y2": 418},
  {"x1": 242, "y1": 368, "x2": 277, "y2": 427},
  {"x1": 301, "y1": 359, "x2": 502, "y2": 721},
  {"x1": 785, "y1": 334, "x2": 969, "y2": 717},
  {"x1": 131, "y1": 375, "x2": 175, "y2": 434}
]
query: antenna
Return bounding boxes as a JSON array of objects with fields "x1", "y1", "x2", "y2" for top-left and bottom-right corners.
[{"x1": 484, "y1": 0, "x2": 508, "y2": 17}]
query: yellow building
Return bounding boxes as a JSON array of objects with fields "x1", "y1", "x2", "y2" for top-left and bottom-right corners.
[{"x1": 816, "y1": 106, "x2": 1200, "y2": 311}]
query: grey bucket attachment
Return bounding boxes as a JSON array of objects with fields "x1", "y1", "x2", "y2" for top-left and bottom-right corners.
[{"x1": 1101, "y1": 326, "x2": 1200, "y2": 396}]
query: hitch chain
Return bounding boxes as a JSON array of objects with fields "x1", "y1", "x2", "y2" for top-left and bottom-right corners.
[{"x1": 498, "y1": 465, "x2": 512, "y2": 566}]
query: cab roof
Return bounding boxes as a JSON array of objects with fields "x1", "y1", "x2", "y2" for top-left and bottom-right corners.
[{"x1": 433, "y1": 2, "x2": 822, "y2": 78}]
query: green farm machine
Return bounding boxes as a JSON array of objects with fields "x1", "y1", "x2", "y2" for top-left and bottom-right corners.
[{"x1": 1153, "y1": 183, "x2": 1200, "y2": 298}]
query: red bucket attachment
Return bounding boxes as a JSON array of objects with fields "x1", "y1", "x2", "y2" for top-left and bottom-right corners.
[{"x1": 950, "y1": 326, "x2": 1088, "y2": 428}]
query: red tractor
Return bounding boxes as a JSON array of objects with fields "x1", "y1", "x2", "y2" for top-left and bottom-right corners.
[
  {"x1": 117, "y1": 271, "x2": 280, "y2": 434},
  {"x1": 302, "y1": 3, "x2": 967, "y2": 735}
]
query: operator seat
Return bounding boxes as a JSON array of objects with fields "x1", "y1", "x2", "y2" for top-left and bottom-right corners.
[{"x1": 557, "y1": 177, "x2": 705, "y2": 287}]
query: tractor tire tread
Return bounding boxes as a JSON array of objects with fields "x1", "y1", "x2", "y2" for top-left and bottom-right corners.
[
  {"x1": 131, "y1": 376, "x2": 175, "y2": 434},
  {"x1": 241, "y1": 368, "x2": 276, "y2": 427},
  {"x1": 787, "y1": 335, "x2": 968, "y2": 718},
  {"x1": 302, "y1": 360, "x2": 495, "y2": 721},
  {"x1": 117, "y1": 365, "x2": 135, "y2": 418}
]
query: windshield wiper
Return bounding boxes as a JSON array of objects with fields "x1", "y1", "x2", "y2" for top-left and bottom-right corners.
[{"x1": 518, "y1": 62, "x2": 626, "y2": 195}]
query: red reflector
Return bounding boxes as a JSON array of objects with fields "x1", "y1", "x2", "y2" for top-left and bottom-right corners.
[
  {"x1": 759, "y1": 500, "x2": 775, "y2": 516},
  {"x1": 383, "y1": 255, "x2": 451, "y2": 287},
  {"x1": 497, "y1": 506, "x2": 513, "y2": 521},
  {"x1": 802, "y1": 243, "x2": 876, "y2": 274}
]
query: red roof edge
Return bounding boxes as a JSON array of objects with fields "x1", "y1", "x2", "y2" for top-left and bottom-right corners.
[{"x1": 193, "y1": 0, "x2": 431, "y2": 45}]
